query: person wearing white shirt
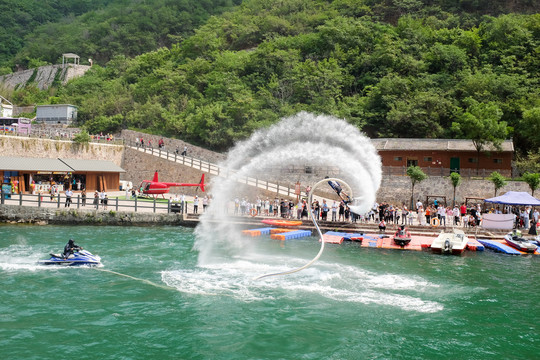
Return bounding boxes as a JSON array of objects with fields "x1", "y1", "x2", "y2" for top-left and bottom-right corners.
[
  {"x1": 331, "y1": 201, "x2": 338, "y2": 221},
  {"x1": 64, "y1": 189, "x2": 73, "y2": 207}
]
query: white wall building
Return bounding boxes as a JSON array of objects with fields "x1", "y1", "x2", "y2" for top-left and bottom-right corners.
[
  {"x1": 0, "y1": 96, "x2": 13, "y2": 117},
  {"x1": 36, "y1": 104, "x2": 78, "y2": 124}
]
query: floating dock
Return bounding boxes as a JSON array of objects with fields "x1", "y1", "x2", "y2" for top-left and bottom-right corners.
[
  {"x1": 322, "y1": 231, "x2": 363, "y2": 244},
  {"x1": 477, "y1": 239, "x2": 539, "y2": 255},
  {"x1": 270, "y1": 228, "x2": 296, "y2": 234},
  {"x1": 270, "y1": 230, "x2": 312, "y2": 241},
  {"x1": 466, "y1": 238, "x2": 485, "y2": 251},
  {"x1": 241, "y1": 227, "x2": 274, "y2": 237}
]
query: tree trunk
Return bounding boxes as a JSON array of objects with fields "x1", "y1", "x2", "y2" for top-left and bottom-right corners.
[
  {"x1": 410, "y1": 183, "x2": 415, "y2": 210},
  {"x1": 476, "y1": 148, "x2": 480, "y2": 176}
]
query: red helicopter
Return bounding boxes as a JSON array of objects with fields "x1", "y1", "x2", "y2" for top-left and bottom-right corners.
[{"x1": 138, "y1": 171, "x2": 205, "y2": 197}]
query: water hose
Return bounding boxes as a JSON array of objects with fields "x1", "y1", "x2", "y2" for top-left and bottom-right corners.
[{"x1": 254, "y1": 178, "x2": 352, "y2": 280}]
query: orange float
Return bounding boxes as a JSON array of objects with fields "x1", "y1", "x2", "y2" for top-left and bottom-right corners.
[{"x1": 261, "y1": 219, "x2": 302, "y2": 227}]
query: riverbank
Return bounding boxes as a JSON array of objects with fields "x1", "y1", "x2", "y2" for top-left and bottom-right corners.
[
  {"x1": 0, "y1": 204, "x2": 196, "y2": 226},
  {"x1": 0, "y1": 203, "x2": 508, "y2": 240}
]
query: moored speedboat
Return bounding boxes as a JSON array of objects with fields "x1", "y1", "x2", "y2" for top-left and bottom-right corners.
[
  {"x1": 503, "y1": 232, "x2": 537, "y2": 253},
  {"x1": 38, "y1": 250, "x2": 101, "y2": 266},
  {"x1": 431, "y1": 228, "x2": 469, "y2": 255}
]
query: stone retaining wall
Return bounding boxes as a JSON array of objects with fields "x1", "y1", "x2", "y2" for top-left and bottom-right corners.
[
  {"x1": 377, "y1": 175, "x2": 530, "y2": 206},
  {"x1": 0, "y1": 135, "x2": 123, "y2": 165},
  {"x1": 0, "y1": 204, "x2": 194, "y2": 226},
  {"x1": 121, "y1": 130, "x2": 227, "y2": 164}
]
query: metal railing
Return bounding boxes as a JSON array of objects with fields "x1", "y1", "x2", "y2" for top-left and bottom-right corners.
[
  {"x1": 127, "y1": 141, "x2": 307, "y2": 198},
  {"x1": 0, "y1": 192, "x2": 192, "y2": 214}
]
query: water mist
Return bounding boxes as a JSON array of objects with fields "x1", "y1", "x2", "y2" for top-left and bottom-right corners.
[{"x1": 194, "y1": 112, "x2": 382, "y2": 266}]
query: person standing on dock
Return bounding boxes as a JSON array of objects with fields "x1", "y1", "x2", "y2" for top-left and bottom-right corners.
[
  {"x1": 64, "y1": 188, "x2": 73, "y2": 207},
  {"x1": 193, "y1": 195, "x2": 199, "y2": 214}
]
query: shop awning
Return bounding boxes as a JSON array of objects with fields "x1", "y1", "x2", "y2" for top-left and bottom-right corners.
[
  {"x1": 59, "y1": 158, "x2": 125, "y2": 173},
  {"x1": 484, "y1": 191, "x2": 540, "y2": 206},
  {"x1": 0, "y1": 156, "x2": 125, "y2": 173},
  {"x1": 0, "y1": 156, "x2": 72, "y2": 172}
]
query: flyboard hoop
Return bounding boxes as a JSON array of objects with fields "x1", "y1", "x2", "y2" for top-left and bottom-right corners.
[
  {"x1": 254, "y1": 177, "x2": 352, "y2": 280},
  {"x1": 431, "y1": 217, "x2": 440, "y2": 227},
  {"x1": 250, "y1": 208, "x2": 258, "y2": 217}
]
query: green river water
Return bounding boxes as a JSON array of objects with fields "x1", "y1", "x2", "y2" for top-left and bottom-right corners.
[{"x1": 0, "y1": 224, "x2": 538, "y2": 359}]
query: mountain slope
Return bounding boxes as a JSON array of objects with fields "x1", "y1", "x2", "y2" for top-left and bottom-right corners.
[{"x1": 13, "y1": 0, "x2": 540, "y2": 157}]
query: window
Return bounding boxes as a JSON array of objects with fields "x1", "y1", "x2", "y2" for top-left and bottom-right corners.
[
  {"x1": 468, "y1": 158, "x2": 478, "y2": 163},
  {"x1": 493, "y1": 158, "x2": 503, "y2": 164},
  {"x1": 394, "y1": 156, "x2": 402, "y2": 161},
  {"x1": 423, "y1": 157, "x2": 432, "y2": 162}
]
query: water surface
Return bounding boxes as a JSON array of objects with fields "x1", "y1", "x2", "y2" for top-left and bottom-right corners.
[{"x1": 1, "y1": 225, "x2": 538, "y2": 359}]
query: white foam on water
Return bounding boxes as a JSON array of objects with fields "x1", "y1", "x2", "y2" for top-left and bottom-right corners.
[
  {"x1": 162, "y1": 259, "x2": 444, "y2": 313},
  {"x1": 0, "y1": 244, "x2": 97, "y2": 272}
]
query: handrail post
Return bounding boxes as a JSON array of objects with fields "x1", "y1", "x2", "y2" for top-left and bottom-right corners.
[
  {"x1": 19, "y1": 192, "x2": 23, "y2": 206},
  {"x1": 135, "y1": 197, "x2": 138, "y2": 212},
  {"x1": 57, "y1": 194, "x2": 61, "y2": 208},
  {"x1": 38, "y1": 193, "x2": 41, "y2": 207},
  {"x1": 153, "y1": 197, "x2": 156, "y2": 213},
  {"x1": 168, "y1": 199, "x2": 171, "y2": 213},
  {"x1": 77, "y1": 194, "x2": 80, "y2": 209},
  {"x1": 116, "y1": 197, "x2": 118, "y2": 211}
]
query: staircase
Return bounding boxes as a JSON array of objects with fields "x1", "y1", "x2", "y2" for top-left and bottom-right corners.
[{"x1": 126, "y1": 141, "x2": 306, "y2": 198}]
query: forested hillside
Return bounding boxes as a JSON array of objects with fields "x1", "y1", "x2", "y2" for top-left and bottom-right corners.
[
  {"x1": 9, "y1": 0, "x2": 540, "y2": 162},
  {"x1": 0, "y1": 0, "x2": 241, "y2": 72},
  {"x1": 0, "y1": 0, "x2": 114, "y2": 72}
]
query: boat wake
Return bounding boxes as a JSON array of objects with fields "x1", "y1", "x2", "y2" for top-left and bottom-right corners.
[{"x1": 162, "y1": 259, "x2": 444, "y2": 313}]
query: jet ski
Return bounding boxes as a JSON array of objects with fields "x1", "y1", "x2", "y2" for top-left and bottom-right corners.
[
  {"x1": 393, "y1": 226, "x2": 412, "y2": 247},
  {"x1": 503, "y1": 232, "x2": 537, "y2": 253},
  {"x1": 38, "y1": 249, "x2": 101, "y2": 266}
]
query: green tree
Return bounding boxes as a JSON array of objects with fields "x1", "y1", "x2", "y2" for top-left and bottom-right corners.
[
  {"x1": 515, "y1": 151, "x2": 540, "y2": 174},
  {"x1": 522, "y1": 172, "x2": 540, "y2": 197},
  {"x1": 407, "y1": 166, "x2": 428, "y2": 210},
  {"x1": 488, "y1": 171, "x2": 507, "y2": 196},
  {"x1": 73, "y1": 129, "x2": 91, "y2": 144},
  {"x1": 449, "y1": 172, "x2": 462, "y2": 206},
  {"x1": 451, "y1": 98, "x2": 508, "y2": 175}
]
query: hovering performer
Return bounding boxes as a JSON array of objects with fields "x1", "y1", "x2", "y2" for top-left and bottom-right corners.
[{"x1": 327, "y1": 180, "x2": 352, "y2": 204}]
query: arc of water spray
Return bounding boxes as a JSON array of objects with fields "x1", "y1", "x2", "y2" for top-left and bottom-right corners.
[{"x1": 253, "y1": 177, "x2": 352, "y2": 281}]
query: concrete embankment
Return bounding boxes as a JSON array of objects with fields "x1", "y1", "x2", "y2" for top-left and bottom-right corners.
[
  {"x1": 0, "y1": 204, "x2": 504, "y2": 240},
  {"x1": 0, "y1": 204, "x2": 199, "y2": 226}
]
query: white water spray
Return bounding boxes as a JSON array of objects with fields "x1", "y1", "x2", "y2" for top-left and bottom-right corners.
[{"x1": 195, "y1": 112, "x2": 382, "y2": 268}]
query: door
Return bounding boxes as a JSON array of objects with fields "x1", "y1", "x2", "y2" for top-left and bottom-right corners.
[
  {"x1": 406, "y1": 159, "x2": 418, "y2": 167},
  {"x1": 450, "y1": 157, "x2": 460, "y2": 173}
]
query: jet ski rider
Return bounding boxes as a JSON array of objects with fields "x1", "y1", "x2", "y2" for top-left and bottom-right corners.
[{"x1": 63, "y1": 239, "x2": 82, "y2": 259}]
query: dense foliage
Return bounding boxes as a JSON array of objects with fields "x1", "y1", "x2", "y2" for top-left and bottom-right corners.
[
  {"x1": 1, "y1": 0, "x2": 241, "y2": 72},
  {"x1": 9, "y1": 0, "x2": 540, "y2": 161},
  {"x1": 0, "y1": 0, "x2": 114, "y2": 72}
]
